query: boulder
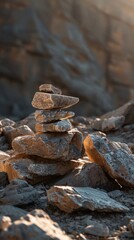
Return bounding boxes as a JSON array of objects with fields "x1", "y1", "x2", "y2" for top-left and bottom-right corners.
[
  {"x1": 12, "y1": 129, "x2": 83, "y2": 161},
  {"x1": 47, "y1": 186, "x2": 129, "y2": 213},
  {"x1": 92, "y1": 116, "x2": 125, "y2": 132},
  {"x1": 84, "y1": 134, "x2": 134, "y2": 187}
]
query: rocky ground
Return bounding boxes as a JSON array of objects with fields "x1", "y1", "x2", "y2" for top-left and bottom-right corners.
[{"x1": 0, "y1": 85, "x2": 133, "y2": 240}]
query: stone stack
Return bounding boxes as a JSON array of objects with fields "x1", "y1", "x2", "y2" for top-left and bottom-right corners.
[{"x1": 5, "y1": 84, "x2": 84, "y2": 184}]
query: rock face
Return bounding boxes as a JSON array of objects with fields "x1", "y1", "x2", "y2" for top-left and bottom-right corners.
[
  {"x1": 1, "y1": 0, "x2": 134, "y2": 118},
  {"x1": 0, "y1": 209, "x2": 71, "y2": 240},
  {"x1": 84, "y1": 133, "x2": 134, "y2": 187},
  {"x1": 47, "y1": 186, "x2": 129, "y2": 213}
]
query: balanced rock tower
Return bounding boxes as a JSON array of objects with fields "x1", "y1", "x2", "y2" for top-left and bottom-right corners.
[{"x1": 6, "y1": 84, "x2": 84, "y2": 184}]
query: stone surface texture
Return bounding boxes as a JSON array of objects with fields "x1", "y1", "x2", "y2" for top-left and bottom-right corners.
[
  {"x1": 0, "y1": 179, "x2": 39, "y2": 206},
  {"x1": 12, "y1": 129, "x2": 83, "y2": 161},
  {"x1": 1, "y1": 1, "x2": 134, "y2": 118},
  {"x1": 47, "y1": 186, "x2": 129, "y2": 213},
  {"x1": 35, "y1": 110, "x2": 75, "y2": 123},
  {"x1": 35, "y1": 119, "x2": 72, "y2": 133},
  {"x1": 84, "y1": 134, "x2": 134, "y2": 187}
]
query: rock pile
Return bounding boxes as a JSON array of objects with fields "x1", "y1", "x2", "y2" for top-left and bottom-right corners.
[{"x1": 5, "y1": 84, "x2": 84, "y2": 184}]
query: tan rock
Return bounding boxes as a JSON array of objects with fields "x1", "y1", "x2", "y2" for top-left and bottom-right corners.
[
  {"x1": 35, "y1": 109, "x2": 75, "y2": 123},
  {"x1": 12, "y1": 129, "x2": 83, "y2": 161},
  {"x1": 47, "y1": 186, "x2": 129, "y2": 213},
  {"x1": 39, "y1": 83, "x2": 62, "y2": 94},
  {"x1": 101, "y1": 100, "x2": 134, "y2": 125},
  {"x1": 0, "y1": 118, "x2": 15, "y2": 127},
  {"x1": 0, "y1": 209, "x2": 71, "y2": 240},
  {"x1": 84, "y1": 134, "x2": 134, "y2": 187},
  {"x1": 32, "y1": 92, "x2": 79, "y2": 110},
  {"x1": 35, "y1": 119, "x2": 72, "y2": 133}
]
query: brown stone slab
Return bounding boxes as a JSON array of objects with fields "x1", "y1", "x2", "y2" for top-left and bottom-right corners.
[
  {"x1": 35, "y1": 120, "x2": 72, "y2": 133},
  {"x1": 32, "y1": 92, "x2": 79, "y2": 110},
  {"x1": 35, "y1": 110, "x2": 75, "y2": 123}
]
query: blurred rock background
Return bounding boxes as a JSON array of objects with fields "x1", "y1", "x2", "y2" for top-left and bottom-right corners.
[{"x1": 0, "y1": 0, "x2": 134, "y2": 119}]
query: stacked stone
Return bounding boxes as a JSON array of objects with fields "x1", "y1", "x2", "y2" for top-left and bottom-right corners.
[{"x1": 5, "y1": 84, "x2": 84, "y2": 185}]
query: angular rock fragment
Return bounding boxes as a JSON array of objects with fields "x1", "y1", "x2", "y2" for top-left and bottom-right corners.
[
  {"x1": 5, "y1": 156, "x2": 83, "y2": 184},
  {"x1": 35, "y1": 119, "x2": 72, "y2": 133},
  {"x1": 32, "y1": 92, "x2": 79, "y2": 110},
  {"x1": 84, "y1": 221, "x2": 109, "y2": 237},
  {"x1": 28, "y1": 160, "x2": 82, "y2": 177},
  {"x1": 47, "y1": 186, "x2": 129, "y2": 213},
  {"x1": 0, "y1": 209, "x2": 71, "y2": 240},
  {"x1": 12, "y1": 129, "x2": 83, "y2": 161},
  {"x1": 84, "y1": 134, "x2": 134, "y2": 187},
  {"x1": 101, "y1": 100, "x2": 134, "y2": 125},
  {"x1": 3, "y1": 125, "x2": 34, "y2": 145},
  {"x1": 56, "y1": 162, "x2": 119, "y2": 191},
  {"x1": 92, "y1": 116, "x2": 125, "y2": 132},
  {"x1": 0, "y1": 179, "x2": 39, "y2": 206},
  {"x1": 39, "y1": 83, "x2": 62, "y2": 95},
  {"x1": 35, "y1": 109, "x2": 75, "y2": 123}
]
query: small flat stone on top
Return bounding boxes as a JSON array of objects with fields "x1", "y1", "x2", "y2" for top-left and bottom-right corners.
[
  {"x1": 35, "y1": 120, "x2": 72, "y2": 133},
  {"x1": 35, "y1": 110, "x2": 75, "y2": 123},
  {"x1": 39, "y1": 84, "x2": 62, "y2": 95},
  {"x1": 32, "y1": 92, "x2": 79, "y2": 110}
]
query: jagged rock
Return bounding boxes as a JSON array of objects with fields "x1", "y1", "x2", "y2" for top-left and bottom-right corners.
[
  {"x1": 39, "y1": 84, "x2": 62, "y2": 95},
  {"x1": 47, "y1": 186, "x2": 129, "y2": 213},
  {"x1": 3, "y1": 125, "x2": 34, "y2": 145},
  {"x1": 0, "y1": 172, "x2": 9, "y2": 187},
  {"x1": 35, "y1": 110, "x2": 75, "y2": 123},
  {"x1": 92, "y1": 116, "x2": 125, "y2": 132},
  {"x1": 84, "y1": 134, "x2": 134, "y2": 187},
  {"x1": 35, "y1": 119, "x2": 72, "y2": 133},
  {"x1": 56, "y1": 162, "x2": 119, "y2": 191},
  {"x1": 0, "y1": 205, "x2": 27, "y2": 221},
  {"x1": 12, "y1": 129, "x2": 83, "y2": 161},
  {"x1": 0, "y1": 151, "x2": 10, "y2": 160},
  {"x1": 0, "y1": 216, "x2": 12, "y2": 231},
  {"x1": 101, "y1": 100, "x2": 134, "y2": 125},
  {"x1": 5, "y1": 156, "x2": 83, "y2": 184},
  {"x1": 0, "y1": 209, "x2": 71, "y2": 240},
  {"x1": 32, "y1": 92, "x2": 79, "y2": 110},
  {"x1": 84, "y1": 221, "x2": 109, "y2": 237},
  {"x1": 0, "y1": 179, "x2": 39, "y2": 206}
]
